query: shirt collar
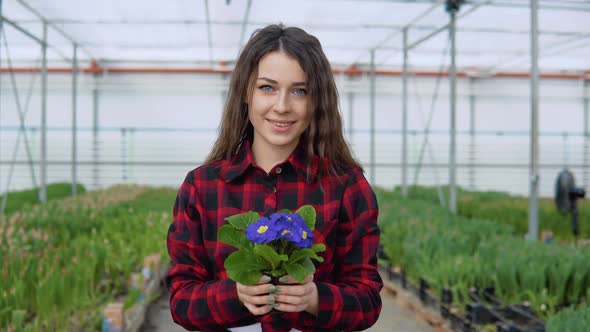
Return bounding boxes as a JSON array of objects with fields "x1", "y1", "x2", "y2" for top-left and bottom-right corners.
[{"x1": 222, "y1": 138, "x2": 319, "y2": 183}]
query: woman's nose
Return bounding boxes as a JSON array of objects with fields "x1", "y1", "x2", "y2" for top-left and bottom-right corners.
[{"x1": 273, "y1": 92, "x2": 290, "y2": 113}]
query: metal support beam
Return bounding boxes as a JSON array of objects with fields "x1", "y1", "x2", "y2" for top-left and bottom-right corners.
[
  {"x1": 121, "y1": 128, "x2": 128, "y2": 182},
  {"x1": 92, "y1": 86, "x2": 99, "y2": 189},
  {"x1": 402, "y1": 28, "x2": 409, "y2": 198},
  {"x1": 448, "y1": 6, "x2": 458, "y2": 214},
  {"x1": 488, "y1": 34, "x2": 590, "y2": 72},
  {"x1": 0, "y1": 13, "x2": 2, "y2": 201},
  {"x1": 351, "y1": 1, "x2": 442, "y2": 71},
  {"x1": 238, "y1": 0, "x2": 252, "y2": 50},
  {"x1": 527, "y1": 0, "x2": 540, "y2": 241},
  {"x1": 1, "y1": 15, "x2": 70, "y2": 62},
  {"x1": 0, "y1": 30, "x2": 40, "y2": 212},
  {"x1": 204, "y1": 0, "x2": 214, "y2": 66},
  {"x1": 347, "y1": 88, "x2": 354, "y2": 144},
  {"x1": 469, "y1": 77, "x2": 476, "y2": 190},
  {"x1": 39, "y1": 22, "x2": 47, "y2": 203},
  {"x1": 583, "y1": 79, "x2": 589, "y2": 190},
  {"x1": 370, "y1": 49, "x2": 376, "y2": 184},
  {"x1": 11, "y1": 13, "x2": 590, "y2": 30},
  {"x1": 0, "y1": 8, "x2": 3, "y2": 198},
  {"x1": 16, "y1": 0, "x2": 94, "y2": 59},
  {"x1": 221, "y1": 73, "x2": 229, "y2": 104},
  {"x1": 0, "y1": 15, "x2": 43, "y2": 44},
  {"x1": 406, "y1": 1, "x2": 490, "y2": 52},
  {"x1": 71, "y1": 43, "x2": 78, "y2": 196}
]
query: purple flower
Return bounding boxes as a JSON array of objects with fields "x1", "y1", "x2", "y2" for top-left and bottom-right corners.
[
  {"x1": 245, "y1": 217, "x2": 281, "y2": 244},
  {"x1": 270, "y1": 212, "x2": 314, "y2": 249}
]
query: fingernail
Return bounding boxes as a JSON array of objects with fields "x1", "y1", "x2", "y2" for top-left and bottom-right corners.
[
  {"x1": 273, "y1": 286, "x2": 281, "y2": 294},
  {"x1": 279, "y1": 276, "x2": 289, "y2": 283},
  {"x1": 269, "y1": 303, "x2": 278, "y2": 309},
  {"x1": 267, "y1": 285, "x2": 277, "y2": 292},
  {"x1": 267, "y1": 295, "x2": 276, "y2": 303},
  {"x1": 261, "y1": 275, "x2": 271, "y2": 283}
]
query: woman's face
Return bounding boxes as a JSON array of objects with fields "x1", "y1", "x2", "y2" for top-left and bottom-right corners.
[{"x1": 248, "y1": 51, "x2": 311, "y2": 157}]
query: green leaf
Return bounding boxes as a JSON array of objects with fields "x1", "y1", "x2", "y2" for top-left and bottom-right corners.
[
  {"x1": 277, "y1": 209, "x2": 292, "y2": 213},
  {"x1": 218, "y1": 225, "x2": 252, "y2": 251},
  {"x1": 224, "y1": 251, "x2": 270, "y2": 285},
  {"x1": 253, "y1": 244, "x2": 288, "y2": 270},
  {"x1": 225, "y1": 211, "x2": 261, "y2": 230},
  {"x1": 300, "y1": 257, "x2": 316, "y2": 275},
  {"x1": 289, "y1": 248, "x2": 324, "y2": 264},
  {"x1": 284, "y1": 261, "x2": 308, "y2": 283},
  {"x1": 271, "y1": 268, "x2": 287, "y2": 278},
  {"x1": 311, "y1": 243, "x2": 326, "y2": 253},
  {"x1": 296, "y1": 205, "x2": 316, "y2": 230},
  {"x1": 230, "y1": 270, "x2": 264, "y2": 286}
]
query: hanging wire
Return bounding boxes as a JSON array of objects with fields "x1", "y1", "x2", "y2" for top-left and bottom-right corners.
[{"x1": 410, "y1": 33, "x2": 451, "y2": 207}]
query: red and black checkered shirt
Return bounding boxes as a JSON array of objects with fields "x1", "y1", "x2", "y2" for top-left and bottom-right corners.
[{"x1": 166, "y1": 139, "x2": 382, "y2": 332}]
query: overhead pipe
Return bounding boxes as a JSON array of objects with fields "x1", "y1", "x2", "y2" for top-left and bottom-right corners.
[{"x1": 0, "y1": 63, "x2": 586, "y2": 80}]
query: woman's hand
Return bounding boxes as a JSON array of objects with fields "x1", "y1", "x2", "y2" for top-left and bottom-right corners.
[
  {"x1": 273, "y1": 275, "x2": 319, "y2": 316},
  {"x1": 236, "y1": 275, "x2": 278, "y2": 316}
]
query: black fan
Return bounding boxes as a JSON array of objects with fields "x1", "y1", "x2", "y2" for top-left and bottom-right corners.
[{"x1": 554, "y1": 169, "x2": 586, "y2": 242}]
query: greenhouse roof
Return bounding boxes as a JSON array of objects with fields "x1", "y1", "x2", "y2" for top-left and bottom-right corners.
[{"x1": 2, "y1": 0, "x2": 589, "y2": 74}]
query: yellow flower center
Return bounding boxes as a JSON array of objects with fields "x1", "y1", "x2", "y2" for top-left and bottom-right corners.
[
  {"x1": 281, "y1": 230, "x2": 291, "y2": 236},
  {"x1": 257, "y1": 225, "x2": 269, "y2": 234},
  {"x1": 302, "y1": 231, "x2": 307, "y2": 239}
]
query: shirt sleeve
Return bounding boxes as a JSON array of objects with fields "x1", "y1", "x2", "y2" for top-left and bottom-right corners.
[
  {"x1": 304, "y1": 168, "x2": 383, "y2": 331},
  {"x1": 166, "y1": 171, "x2": 252, "y2": 331}
]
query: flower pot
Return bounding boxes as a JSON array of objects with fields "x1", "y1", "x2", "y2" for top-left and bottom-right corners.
[{"x1": 441, "y1": 287, "x2": 453, "y2": 305}]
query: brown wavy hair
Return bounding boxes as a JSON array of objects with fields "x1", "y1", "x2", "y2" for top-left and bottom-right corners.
[{"x1": 205, "y1": 24, "x2": 361, "y2": 178}]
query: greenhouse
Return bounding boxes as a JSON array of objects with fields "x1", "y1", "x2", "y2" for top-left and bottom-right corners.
[{"x1": 1, "y1": 0, "x2": 589, "y2": 331}]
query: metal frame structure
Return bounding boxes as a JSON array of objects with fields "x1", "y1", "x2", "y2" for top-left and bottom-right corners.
[
  {"x1": 528, "y1": 0, "x2": 540, "y2": 240},
  {"x1": 1, "y1": 0, "x2": 589, "y2": 241},
  {"x1": 1, "y1": 0, "x2": 95, "y2": 207},
  {"x1": 584, "y1": 79, "x2": 589, "y2": 191}
]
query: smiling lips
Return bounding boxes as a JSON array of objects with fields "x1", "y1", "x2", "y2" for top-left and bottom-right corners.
[{"x1": 268, "y1": 119, "x2": 295, "y2": 128}]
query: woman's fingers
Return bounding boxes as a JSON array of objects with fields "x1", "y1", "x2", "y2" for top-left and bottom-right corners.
[
  {"x1": 242, "y1": 292, "x2": 277, "y2": 305},
  {"x1": 274, "y1": 293, "x2": 307, "y2": 306},
  {"x1": 272, "y1": 301, "x2": 306, "y2": 313},
  {"x1": 243, "y1": 301, "x2": 273, "y2": 316},
  {"x1": 236, "y1": 274, "x2": 317, "y2": 315},
  {"x1": 236, "y1": 278, "x2": 281, "y2": 316},
  {"x1": 272, "y1": 281, "x2": 316, "y2": 313},
  {"x1": 236, "y1": 282, "x2": 276, "y2": 296},
  {"x1": 274, "y1": 284, "x2": 313, "y2": 300},
  {"x1": 276, "y1": 274, "x2": 313, "y2": 285}
]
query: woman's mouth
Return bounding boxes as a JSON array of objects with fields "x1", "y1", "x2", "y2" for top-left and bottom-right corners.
[
  {"x1": 267, "y1": 119, "x2": 295, "y2": 132},
  {"x1": 268, "y1": 120, "x2": 295, "y2": 127}
]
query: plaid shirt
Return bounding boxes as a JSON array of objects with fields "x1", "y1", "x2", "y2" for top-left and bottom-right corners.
[{"x1": 166, "y1": 139, "x2": 382, "y2": 332}]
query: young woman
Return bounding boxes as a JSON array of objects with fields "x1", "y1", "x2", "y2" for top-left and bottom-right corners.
[{"x1": 166, "y1": 24, "x2": 382, "y2": 332}]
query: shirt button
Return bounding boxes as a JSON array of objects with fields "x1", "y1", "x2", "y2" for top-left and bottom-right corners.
[
  {"x1": 275, "y1": 167, "x2": 282, "y2": 174},
  {"x1": 273, "y1": 186, "x2": 277, "y2": 193}
]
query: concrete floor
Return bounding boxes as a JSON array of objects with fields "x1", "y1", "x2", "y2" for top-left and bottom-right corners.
[{"x1": 140, "y1": 288, "x2": 435, "y2": 332}]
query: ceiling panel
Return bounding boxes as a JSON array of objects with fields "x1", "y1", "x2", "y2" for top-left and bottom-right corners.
[{"x1": 1, "y1": 0, "x2": 588, "y2": 72}]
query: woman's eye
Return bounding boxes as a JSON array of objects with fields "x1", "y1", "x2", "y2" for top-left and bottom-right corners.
[
  {"x1": 293, "y1": 88, "x2": 306, "y2": 96},
  {"x1": 260, "y1": 85, "x2": 273, "y2": 92}
]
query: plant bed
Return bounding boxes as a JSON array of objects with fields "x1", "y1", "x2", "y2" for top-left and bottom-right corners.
[
  {"x1": 445, "y1": 308, "x2": 478, "y2": 332},
  {"x1": 102, "y1": 258, "x2": 170, "y2": 332},
  {"x1": 465, "y1": 288, "x2": 545, "y2": 332},
  {"x1": 379, "y1": 264, "x2": 450, "y2": 331},
  {"x1": 379, "y1": 264, "x2": 550, "y2": 332},
  {"x1": 378, "y1": 191, "x2": 590, "y2": 326}
]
